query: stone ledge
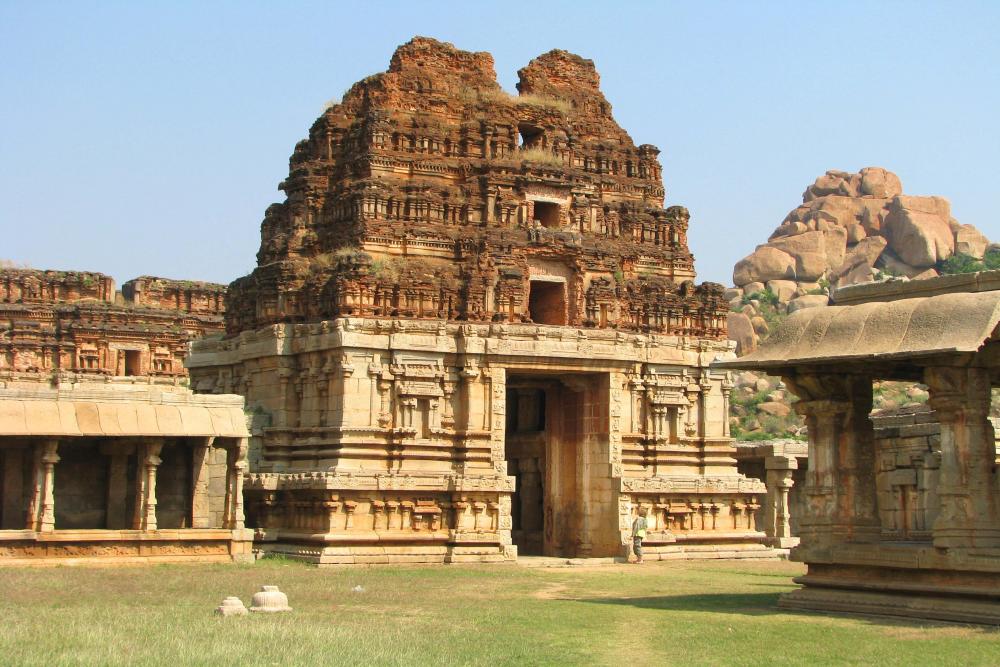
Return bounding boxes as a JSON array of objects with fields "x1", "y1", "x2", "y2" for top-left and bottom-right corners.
[
  {"x1": 0, "y1": 528, "x2": 251, "y2": 542},
  {"x1": 779, "y1": 586, "x2": 1000, "y2": 626}
]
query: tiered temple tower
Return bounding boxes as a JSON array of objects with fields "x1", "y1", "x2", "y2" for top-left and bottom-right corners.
[{"x1": 189, "y1": 37, "x2": 769, "y2": 564}]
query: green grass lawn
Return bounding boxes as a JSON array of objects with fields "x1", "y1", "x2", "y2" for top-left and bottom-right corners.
[{"x1": 1, "y1": 558, "x2": 997, "y2": 666}]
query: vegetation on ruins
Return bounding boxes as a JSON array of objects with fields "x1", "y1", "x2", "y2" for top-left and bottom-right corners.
[
  {"x1": 458, "y1": 87, "x2": 572, "y2": 113},
  {"x1": 938, "y1": 248, "x2": 1000, "y2": 275},
  {"x1": 517, "y1": 146, "x2": 564, "y2": 165}
]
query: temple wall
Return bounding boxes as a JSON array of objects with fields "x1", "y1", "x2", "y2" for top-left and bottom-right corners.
[
  {"x1": 189, "y1": 318, "x2": 771, "y2": 564},
  {"x1": 121, "y1": 277, "x2": 226, "y2": 315}
]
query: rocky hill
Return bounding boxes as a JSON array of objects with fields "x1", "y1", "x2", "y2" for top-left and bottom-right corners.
[
  {"x1": 725, "y1": 167, "x2": 995, "y2": 440},
  {"x1": 727, "y1": 167, "x2": 994, "y2": 356}
]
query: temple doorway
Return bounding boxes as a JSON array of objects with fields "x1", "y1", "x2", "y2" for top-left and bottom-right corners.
[{"x1": 505, "y1": 372, "x2": 618, "y2": 558}]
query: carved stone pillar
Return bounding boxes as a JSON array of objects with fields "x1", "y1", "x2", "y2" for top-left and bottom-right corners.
[
  {"x1": 720, "y1": 374, "x2": 734, "y2": 438},
  {"x1": 924, "y1": 366, "x2": 1000, "y2": 549},
  {"x1": 133, "y1": 439, "x2": 164, "y2": 531},
  {"x1": 191, "y1": 437, "x2": 213, "y2": 528},
  {"x1": 26, "y1": 440, "x2": 59, "y2": 531},
  {"x1": 764, "y1": 455, "x2": 798, "y2": 548},
  {"x1": 224, "y1": 439, "x2": 249, "y2": 530},
  {"x1": 788, "y1": 373, "x2": 879, "y2": 546}
]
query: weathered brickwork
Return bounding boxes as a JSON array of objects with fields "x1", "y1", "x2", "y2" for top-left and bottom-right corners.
[
  {"x1": 224, "y1": 37, "x2": 727, "y2": 338},
  {"x1": 0, "y1": 268, "x2": 225, "y2": 379}
]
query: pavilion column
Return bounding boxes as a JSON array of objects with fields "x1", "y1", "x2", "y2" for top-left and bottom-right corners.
[
  {"x1": 133, "y1": 439, "x2": 163, "y2": 531},
  {"x1": 190, "y1": 437, "x2": 213, "y2": 528},
  {"x1": 224, "y1": 439, "x2": 248, "y2": 530},
  {"x1": 925, "y1": 366, "x2": 1000, "y2": 549},
  {"x1": 764, "y1": 454, "x2": 798, "y2": 548},
  {"x1": 26, "y1": 440, "x2": 59, "y2": 531},
  {"x1": 720, "y1": 376, "x2": 734, "y2": 438},
  {"x1": 789, "y1": 373, "x2": 879, "y2": 547},
  {"x1": 2, "y1": 445, "x2": 26, "y2": 530}
]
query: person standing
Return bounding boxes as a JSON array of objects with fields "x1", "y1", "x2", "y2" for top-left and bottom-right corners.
[{"x1": 632, "y1": 509, "x2": 648, "y2": 564}]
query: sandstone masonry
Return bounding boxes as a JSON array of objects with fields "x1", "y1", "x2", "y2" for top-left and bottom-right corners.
[{"x1": 189, "y1": 37, "x2": 770, "y2": 565}]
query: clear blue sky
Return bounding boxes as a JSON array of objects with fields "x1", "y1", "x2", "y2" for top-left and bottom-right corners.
[{"x1": 2, "y1": 1, "x2": 998, "y2": 287}]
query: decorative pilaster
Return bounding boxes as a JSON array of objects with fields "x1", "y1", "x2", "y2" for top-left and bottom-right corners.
[
  {"x1": 925, "y1": 366, "x2": 1000, "y2": 549},
  {"x1": 224, "y1": 438, "x2": 249, "y2": 530},
  {"x1": 26, "y1": 440, "x2": 59, "y2": 532},
  {"x1": 720, "y1": 374, "x2": 734, "y2": 438},
  {"x1": 133, "y1": 439, "x2": 164, "y2": 531},
  {"x1": 788, "y1": 373, "x2": 879, "y2": 546}
]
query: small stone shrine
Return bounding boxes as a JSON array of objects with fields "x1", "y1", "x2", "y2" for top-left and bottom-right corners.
[{"x1": 188, "y1": 37, "x2": 771, "y2": 564}]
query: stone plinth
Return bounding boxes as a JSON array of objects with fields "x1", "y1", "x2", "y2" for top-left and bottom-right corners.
[{"x1": 191, "y1": 319, "x2": 772, "y2": 565}]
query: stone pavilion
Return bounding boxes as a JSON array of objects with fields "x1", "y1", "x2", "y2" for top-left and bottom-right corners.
[{"x1": 721, "y1": 271, "x2": 1000, "y2": 624}]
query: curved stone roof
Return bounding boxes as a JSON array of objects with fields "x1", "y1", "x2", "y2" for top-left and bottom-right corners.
[
  {"x1": 717, "y1": 290, "x2": 1000, "y2": 371},
  {"x1": 0, "y1": 384, "x2": 248, "y2": 438}
]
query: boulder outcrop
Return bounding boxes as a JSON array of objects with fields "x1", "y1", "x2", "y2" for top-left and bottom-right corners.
[
  {"x1": 726, "y1": 167, "x2": 992, "y2": 358},
  {"x1": 732, "y1": 168, "x2": 991, "y2": 304}
]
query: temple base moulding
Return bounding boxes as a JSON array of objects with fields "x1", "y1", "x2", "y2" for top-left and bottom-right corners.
[
  {"x1": 780, "y1": 561, "x2": 1000, "y2": 626},
  {"x1": 0, "y1": 529, "x2": 254, "y2": 565},
  {"x1": 779, "y1": 587, "x2": 1000, "y2": 626}
]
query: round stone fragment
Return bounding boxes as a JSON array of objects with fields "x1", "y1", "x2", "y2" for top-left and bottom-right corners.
[
  {"x1": 249, "y1": 585, "x2": 292, "y2": 613},
  {"x1": 215, "y1": 596, "x2": 249, "y2": 617}
]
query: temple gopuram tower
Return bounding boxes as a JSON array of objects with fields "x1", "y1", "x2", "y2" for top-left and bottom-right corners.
[{"x1": 188, "y1": 37, "x2": 769, "y2": 564}]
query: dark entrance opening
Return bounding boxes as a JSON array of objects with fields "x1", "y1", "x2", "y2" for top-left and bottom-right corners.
[
  {"x1": 528, "y1": 280, "x2": 566, "y2": 325},
  {"x1": 54, "y1": 442, "x2": 109, "y2": 529},
  {"x1": 518, "y1": 123, "x2": 543, "y2": 149},
  {"x1": 124, "y1": 350, "x2": 141, "y2": 376},
  {"x1": 532, "y1": 201, "x2": 560, "y2": 228},
  {"x1": 0, "y1": 447, "x2": 30, "y2": 529},
  {"x1": 505, "y1": 386, "x2": 546, "y2": 555},
  {"x1": 504, "y1": 372, "x2": 617, "y2": 558}
]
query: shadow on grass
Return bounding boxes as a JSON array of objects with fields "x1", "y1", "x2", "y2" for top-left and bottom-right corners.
[
  {"x1": 577, "y1": 591, "x2": 1000, "y2": 632},
  {"x1": 580, "y1": 591, "x2": 785, "y2": 616}
]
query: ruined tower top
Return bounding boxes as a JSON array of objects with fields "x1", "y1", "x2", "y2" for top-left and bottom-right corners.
[
  {"x1": 517, "y1": 50, "x2": 605, "y2": 107},
  {"x1": 225, "y1": 37, "x2": 726, "y2": 337}
]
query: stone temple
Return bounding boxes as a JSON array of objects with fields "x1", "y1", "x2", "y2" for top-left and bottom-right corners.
[{"x1": 188, "y1": 37, "x2": 770, "y2": 564}]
